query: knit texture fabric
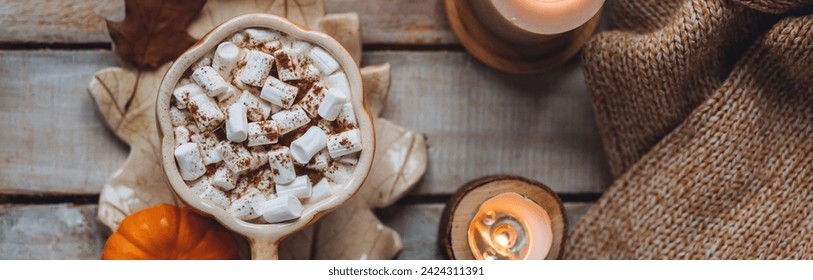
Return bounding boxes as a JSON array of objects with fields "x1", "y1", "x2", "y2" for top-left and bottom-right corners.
[{"x1": 566, "y1": 0, "x2": 813, "y2": 259}]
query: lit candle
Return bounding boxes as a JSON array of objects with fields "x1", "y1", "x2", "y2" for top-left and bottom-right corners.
[
  {"x1": 468, "y1": 192, "x2": 553, "y2": 260},
  {"x1": 445, "y1": 0, "x2": 605, "y2": 72},
  {"x1": 473, "y1": 0, "x2": 605, "y2": 36}
]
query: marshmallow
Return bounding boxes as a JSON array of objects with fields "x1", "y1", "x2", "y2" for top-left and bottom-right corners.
[
  {"x1": 245, "y1": 28, "x2": 281, "y2": 44},
  {"x1": 230, "y1": 169, "x2": 271, "y2": 198},
  {"x1": 192, "y1": 66, "x2": 229, "y2": 97},
  {"x1": 276, "y1": 175, "x2": 312, "y2": 199},
  {"x1": 188, "y1": 92, "x2": 226, "y2": 131},
  {"x1": 327, "y1": 129, "x2": 363, "y2": 158},
  {"x1": 212, "y1": 165, "x2": 238, "y2": 191},
  {"x1": 290, "y1": 40, "x2": 312, "y2": 56},
  {"x1": 255, "y1": 169, "x2": 274, "y2": 191},
  {"x1": 271, "y1": 105, "x2": 311, "y2": 134},
  {"x1": 252, "y1": 195, "x2": 302, "y2": 223},
  {"x1": 191, "y1": 132, "x2": 222, "y2": 165},
  {"x1": 324, "y1": 162, "x2": 353, "y2": 183},
  {"x1": 238, "y1": 90, "x2": 265, "y2": 122},
  {"x1": 192, "y1": 55, "x2": 212, "y2": 71},
  {"x1": 308, "y1": 178, "x2": 333, "y2": 203},
  {"x1": 170, "y1": 107, "x2": 191, "y2": 127},
  {"x1": 172, "y1": 83, "x2": 202, "y2": 109},
  {"x1": 267, "y1": 147, "x2": 297, "y2": 184},
  {"x1": 309, "y1": 47, "x2": 340, "y2": 75},
  {"x1": 248, "y1": 146, "x2": 270, "y2": 170},
  {"x1": 259, "y1": 99, "x2": 279, "y2": 119},
  {"x1": 290, "y1": 126, "x2": 327, "y2": 164},
  {"x1": 219, "y1": 141, "x2": 253, "y2": 174},
  {"x1": 186, "y1": 123, "x2": 201, "y2": 134},
  {"x1": 213, "y1": 42, "x2": 240, "y2": 80},
  {"x1": 190, "y1": 176, "x2": 212, "y2": 197},
  {"x1": 174, "y1": 142, "x2": 206, "y2": 181},
  {"x1": 200, "y1": 184, "x2": 230, "y2": 209},
  {"x1": 174, "y1": 126, "x2": 191, "y2": 147},
  {"x1": 216, "y1": 84, "x2": 241, "y2": 112},
  {"x1": 326, "y1": 71, "x2": 350, "y2": 97},
  {"x1": 298, "y1": 86, "x2": 325, "y2": 117},
  {"x1": 336, "y1": 102, "x2": 358, "y2": 127},
  {"x1": 263, "y1": 40, "x2": 283, "y2": 51},
  {"x1": 238, "y1": 50, "x2": 274, "y2": 87},
  {"x1": 337, "y1": 154, "x2": 359, "y2": 166},
  {"x1": 229, "y1": 190, "x2": 265, "y2": 220},
  {"x1": 303, "y1": 64, "x2": 321, "y2": 80},
  {"x1": 247, "y1": 120, "x2": 280, "y2": 147},
  {"x1": 226, "y1": 103, "x2": 248, "y2": 142},
  {"x1": 228, "y1": 32, "x2": 246, "y2": 45},
  {"x1": 318, "y1": 89, "x2": 347, "y2": 121},
  {"x1": 305, "y1": 149, "x2": 330, "y2": 171},
  {"x1": 260, "y1": 76, "x2": 298, "y2": 108},
  {"x1": 315, "y1": 119, "x2": 335, "y2": 135},
  {"x1": 274, "y1": 49, "x2": 300, "y2": 81}
]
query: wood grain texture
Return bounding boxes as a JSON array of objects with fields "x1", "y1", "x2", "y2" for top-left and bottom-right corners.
[
  {"x1": 0, "y1": 0, "x2": 124, "y2": 44},
  {"x1": 0, "y1": 50, "x2": 126, "y2": 194},
  {"x1": 0, "y1": 0, "x2": 455, "y2": 45},
  {"x1": 0, "y1": 203, "x2": 596, "y2": 259},
  {"x1": 0, "y1": 204, "x2": 109, "y2": 259},
  {"x1": 364, "y1": 52, "x2": 613, "y2": 195},
  {"x1": 0, "y1": 50, "x2": 609, "y2": 195},
  {"x1": 379, "y1": 202, "x2": 594, "y2": 260}
]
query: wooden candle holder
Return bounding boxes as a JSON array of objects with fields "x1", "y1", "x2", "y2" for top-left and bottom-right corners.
[
  {"x1": 439, "y1": 175, "x2": 567, "y2": 259},
  {"x1": 445, "y1": 0, "x2": 602, "y2": 73}
]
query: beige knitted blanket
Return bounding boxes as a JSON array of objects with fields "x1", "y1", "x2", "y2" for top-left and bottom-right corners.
[{"x1": 566, "y1": 0, "x2": 813, "y2": 259}]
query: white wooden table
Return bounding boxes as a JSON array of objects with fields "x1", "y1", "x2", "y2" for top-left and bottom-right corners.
[{"x1": 0, "y1": 0, "x2": 612, "y2": 259}]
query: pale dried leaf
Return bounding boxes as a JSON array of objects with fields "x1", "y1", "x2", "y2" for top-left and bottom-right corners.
[
  {"x1": 317, "y1": 13, "x2": 362, "y2": 64},
  {"x1": 88, "y1": 65, "x2": 179, "y2": 230},
  {"x1": 361, "y1": 64, "x2": 391, "y2": 117},
  {"x1": 365, "y1": 118, "x2": 428, "y2": 208},
  {"x1": 269, "y1": 0, "x2": 325, "y2": 28},
  {"x1": 311, "y1": 198, "x2": 402, "y2": 259},
  {"x1": 190, "y1": 0, "x2": 325, "y2": 38}
]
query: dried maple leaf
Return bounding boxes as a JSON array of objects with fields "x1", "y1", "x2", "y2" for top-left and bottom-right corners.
[
  {"x1": 107, "y1": 0, "x2": 206, "y2": 68},
  {"x1": 88, "y1": 64, "x2": 180, "y2": 229}
]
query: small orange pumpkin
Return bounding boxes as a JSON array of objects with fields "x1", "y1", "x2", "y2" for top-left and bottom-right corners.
[{"x1": 102, "y1": 204, "x2": 240, "y2": 260}]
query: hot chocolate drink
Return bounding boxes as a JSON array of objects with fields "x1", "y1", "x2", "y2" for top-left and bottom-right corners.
[{"x1": 170, "y1": 27, "x2": 363, "y2": 224}]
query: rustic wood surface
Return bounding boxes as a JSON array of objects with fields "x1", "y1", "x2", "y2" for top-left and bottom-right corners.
[
  {"x1": 0, "y1": 50, "x2": 611, "y2": 196},
  {"x1": 0, "y1": 0, "x2": 455, "y2": 45},
  {"x1": 0, "y1": 203, "x2": 592, "y2": 259},
  {"x1": 0, "y1": 0, "x2": 613, "y2": 259}
]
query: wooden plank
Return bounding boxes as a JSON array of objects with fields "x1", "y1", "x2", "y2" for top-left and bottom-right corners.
[
  {"x1": 0, "y1": 50, "x2": 609, "y2": 195},
  {"x1": 0, "y1": 202, "x2": 592, "y2": 259},
  {"x1": 0, "y1": 204, "x2": 108, "y2": 259},
  {"x1": 364, "y1": 52, "x2": 612, "y2": 195},
  {"x1": 0, "y1": 0, "x2": 123, "y2": 44},
  {"x1": 0, "y1": 50, "x2": 126, "y2": 194},
  {"x1": 326, "y1": 0, "x2": 455, "y2": 45},
  {"x1": 0, "y1": 0, "x2": 455, "y2": 45},
  {"x1": 378, "y1": 202, "x2": 594, "y2": 260}
]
